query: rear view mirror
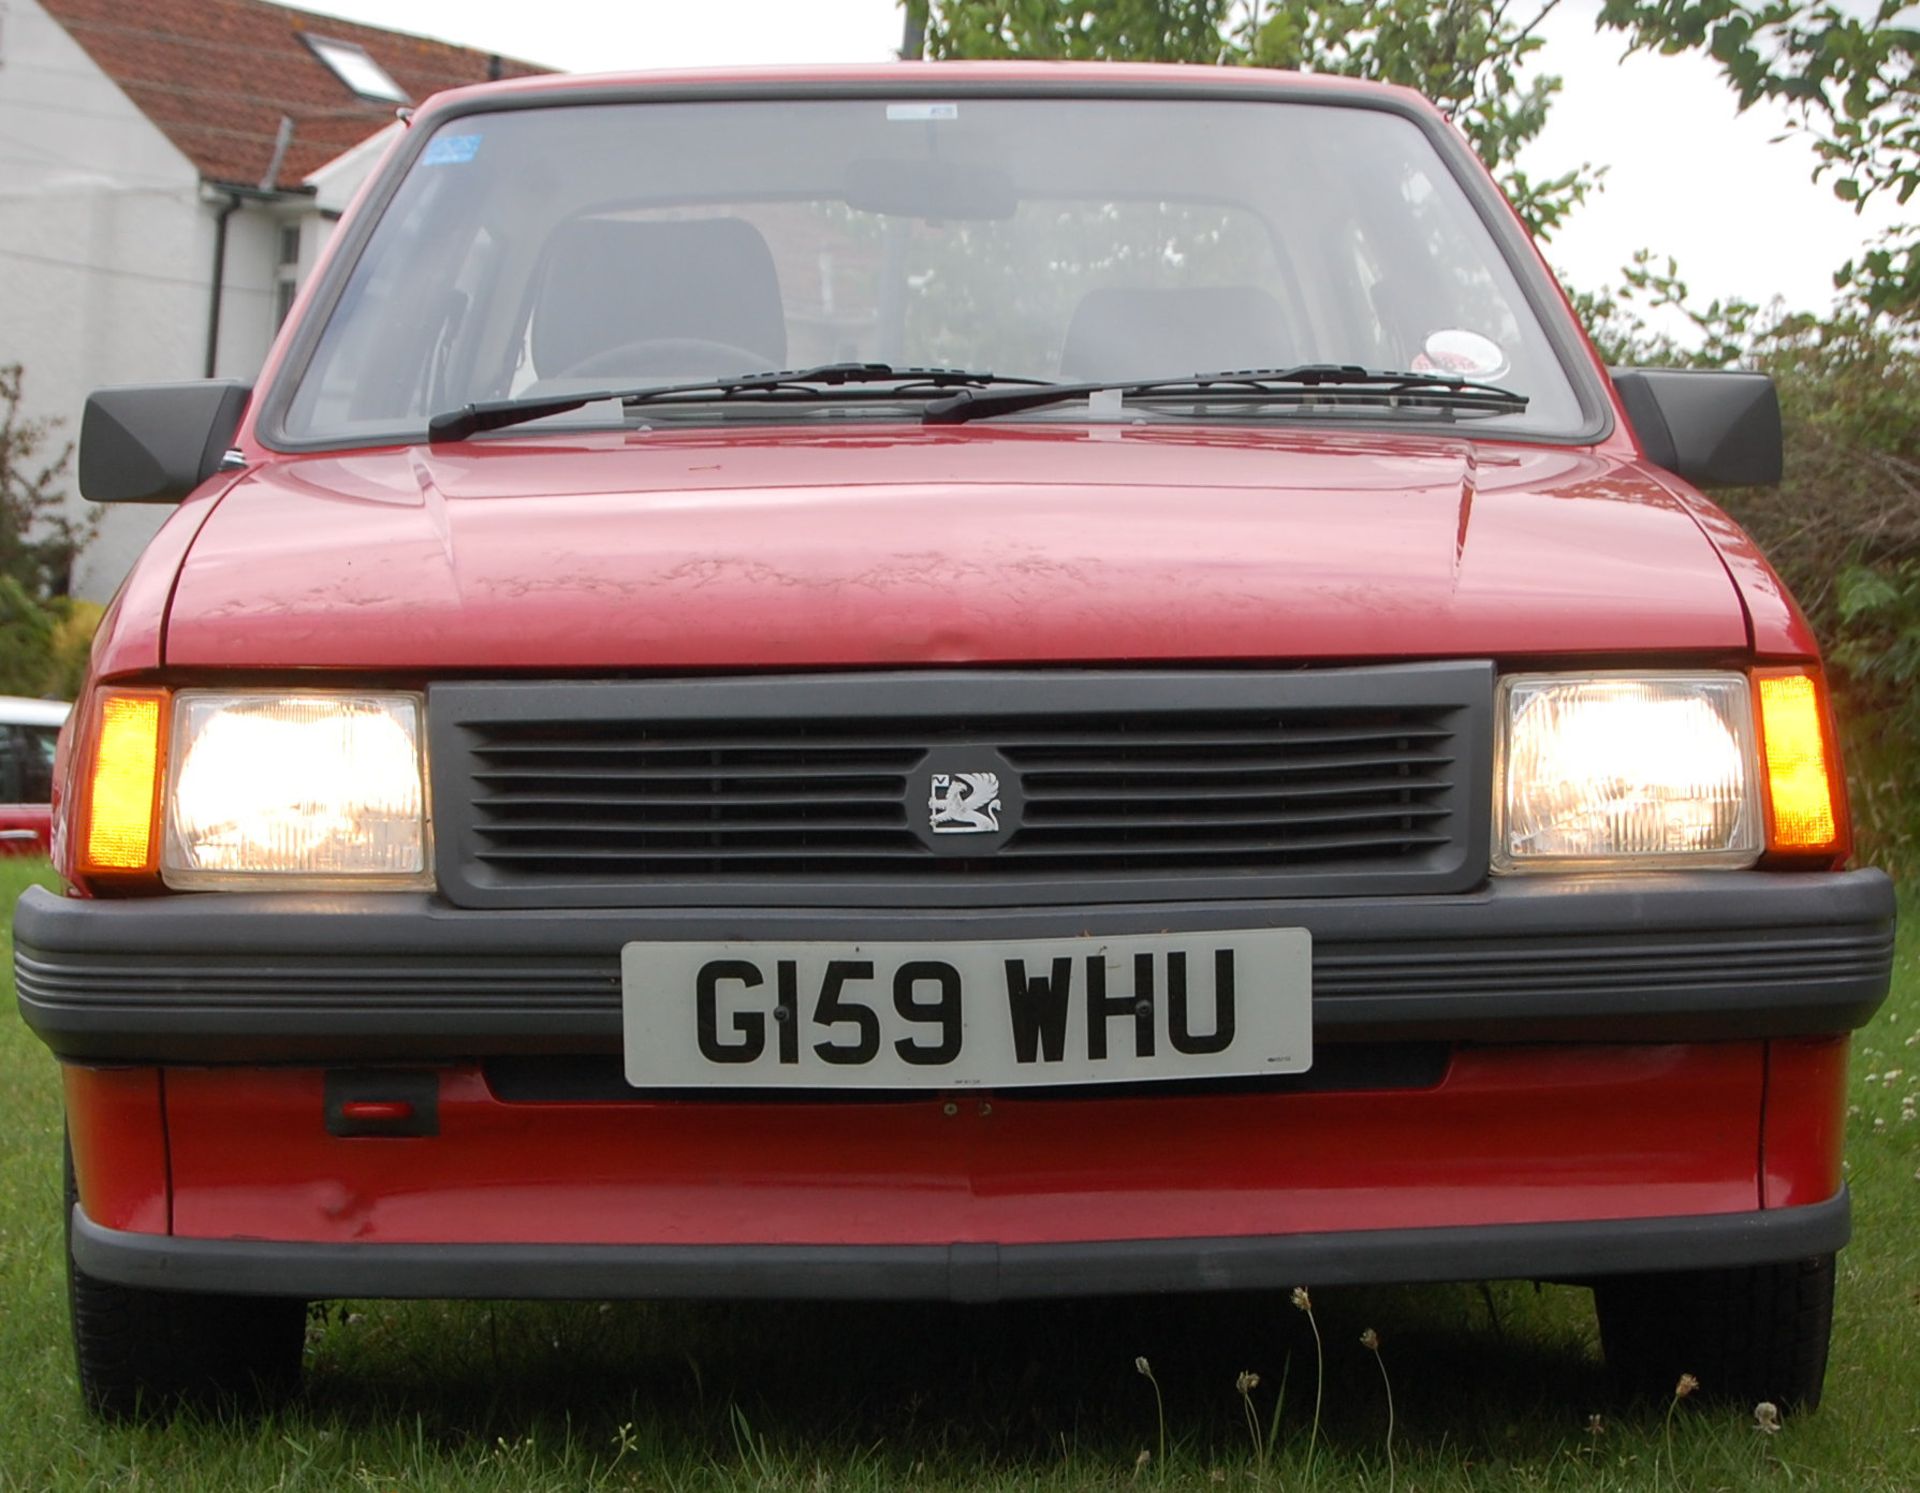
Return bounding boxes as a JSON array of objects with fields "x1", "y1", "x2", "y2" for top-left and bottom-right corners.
[
  {"x1": 78, "y1": 381, "x2": 251, "y2": 503},
  {"x1": 1610, "y1": 368, "x2": 1782, "y2": 488},
  {"x1": 844, "y1": 157, "x2": 1018, "y2": 221}
]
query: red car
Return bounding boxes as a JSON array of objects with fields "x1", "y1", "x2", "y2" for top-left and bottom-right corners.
[
  {"x1": 15, "y1": 63, "x2": 1891, "y2": 1418},
  {"x1": 0, "y1": 696, "x2": 68, "y2": 856}
]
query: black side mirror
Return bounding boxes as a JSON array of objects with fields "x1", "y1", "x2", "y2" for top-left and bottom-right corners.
[
  {"x1": 78, "y1": 381, "x2": 251, "y2": 503},
  {"x1": 1609, "y1": 368, "x2": 1782, "y2": 488}
]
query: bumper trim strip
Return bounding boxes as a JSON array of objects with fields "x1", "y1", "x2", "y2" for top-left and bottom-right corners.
[
  {"x1": 71, "y1": 1190, "x2": 1851, "y2": 1304},
  {"x1": 15, "y1": 870, "x2": 1895, "y2": 1062}
]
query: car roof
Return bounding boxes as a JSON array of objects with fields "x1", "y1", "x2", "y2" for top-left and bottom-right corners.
[
  {"x1": 412, "y1": 60, "x2": 1432, "y2": 118},
  {"x1": 0, "y1": 696, "x2": 72, "y2": 728}
]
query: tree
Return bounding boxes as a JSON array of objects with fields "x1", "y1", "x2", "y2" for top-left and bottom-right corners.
[
  {"x1": 0, "y1": 363, "x2": 97, "y2": 698},
  {"x1": 924, "y1": 0, "x2": 1237, "y2": 62},
  {"x1": 1244, "y1": 0, "x2": 1600, "y2": 238},
  {"x1": 0, "y1": 577, "x2": 58, "y2": 695},
  {"x1": 1596, "y1": 0, "x2": 1920, "y2": 318},
  {"x1": 0, "y1": 363, "x2": 84, "y2": 600},
  {"x1": 1571, "y1": 250, "x2": 1920, "y2": 867},
  {"x1": 918, "y1": 0, "x2": 1600, "y2": 240}
]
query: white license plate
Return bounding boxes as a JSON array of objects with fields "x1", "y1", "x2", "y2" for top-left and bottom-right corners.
[{"x1": 621, "y1": 929, "x2": 1311, "y2": 1089}]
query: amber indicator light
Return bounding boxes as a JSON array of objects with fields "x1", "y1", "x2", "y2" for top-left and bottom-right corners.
[
  {"x1": 82, "y1": 692, "x2": 166, "y2": 873},
  {"x1": 1755, "y1": 672, "x2": 1839, "y2": 851}
]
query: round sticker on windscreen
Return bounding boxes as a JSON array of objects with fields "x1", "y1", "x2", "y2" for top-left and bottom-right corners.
[{"x1": 1412, "y1": 328, "x2": 1509, "y2": 381}]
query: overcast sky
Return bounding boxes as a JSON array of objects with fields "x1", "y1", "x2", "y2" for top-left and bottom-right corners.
[{"x1": 299, "y1": 0, "x2": 1900, "y2": 320}]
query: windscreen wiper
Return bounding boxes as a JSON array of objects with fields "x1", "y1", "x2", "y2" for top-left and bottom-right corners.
[
  {"x1": 920, "y1": 364, "x2": 1529, "y2": 426},
  {"x1": 427, "y1": 364, "x2": 1053, "y2": 442}
]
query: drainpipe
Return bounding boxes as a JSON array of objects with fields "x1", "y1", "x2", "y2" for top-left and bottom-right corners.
[
  {"x1": 203, "y1": 191, "x2": 241, "y2": 378},
  {"x1": 259, "y1": 116, "x2": 294, "y2": 192}
]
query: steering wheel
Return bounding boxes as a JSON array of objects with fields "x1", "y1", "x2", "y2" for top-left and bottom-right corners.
[{"x1": 557, "y1": 337, "x2": 780, "y2": 380}]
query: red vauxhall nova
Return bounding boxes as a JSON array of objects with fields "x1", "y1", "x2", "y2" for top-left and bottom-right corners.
[{"x1": 15, "y1": 63, "x2": 1893, "y2": 1417}]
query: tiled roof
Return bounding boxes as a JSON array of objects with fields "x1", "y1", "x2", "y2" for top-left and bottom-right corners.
[{"x1": 39, "y1": 0, "x2": 549, "y2": 188}]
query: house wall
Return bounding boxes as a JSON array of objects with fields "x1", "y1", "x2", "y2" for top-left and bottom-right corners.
[
  {"x1": 0, "y1": 0, "x2": 383, "y2": 607},
  {"x1": 0, "y1": 0, "x2": 204, "y2": 600}
]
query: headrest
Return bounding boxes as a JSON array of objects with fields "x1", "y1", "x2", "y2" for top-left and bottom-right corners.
[
  {"x1": 531, "y1": 216, "x2": 788, "y2": 377},
  {"x1": 1060, "y1": 286, "x2": 1293, "y2": 381}
]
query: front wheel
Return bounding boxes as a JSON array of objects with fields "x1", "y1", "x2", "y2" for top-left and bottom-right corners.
[
  {"x1": 1594, "y1": 1255, "x2": 1836, "y2": 1411},
  {"x1": 65, "y1": 1141, "x2": 305, "y2": 1419}
]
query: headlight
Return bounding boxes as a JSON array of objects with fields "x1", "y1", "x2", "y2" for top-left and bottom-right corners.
[
  {"x1": 1495, "y1": 673, "x2": 1762, "y2": 872},
  {"x1": 163, "y1": 692, "x2": 430, "y2": 888}
]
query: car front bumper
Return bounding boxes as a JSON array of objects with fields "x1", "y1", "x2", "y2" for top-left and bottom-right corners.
[
  {"x1": 12, "y1": 869, "x2": 1896, "y2": 1061},
  {"x1": 70, "y1": 1188, "x2": 1852, "y2": 1303},
  {"x1": 18, "y1": 869, "x2": 1893, "y2": 1297}
]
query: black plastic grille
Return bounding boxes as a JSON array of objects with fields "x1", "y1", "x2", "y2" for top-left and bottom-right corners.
[
  {"x1": 466, "y1": 726, "x2": 919, "y2": 873},
  {"x1": 430, "y1": 666, "x2": 1492, "y2": 908},
  {"x1": 1007, "y1": 717, "x2": 1455, "y2": 866}
]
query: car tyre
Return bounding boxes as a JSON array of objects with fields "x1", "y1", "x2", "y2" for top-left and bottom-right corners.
[
  {"x1": 1593, "y1": 1255, "x2": 1835, "y2": 1411},
  {"x1": 64, "y1": 1139, "x2": 305, "y2": 1419}
]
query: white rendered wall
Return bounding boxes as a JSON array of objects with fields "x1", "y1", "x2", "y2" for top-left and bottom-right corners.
[
  {"x1": 0, "y1": 0, "x2": 352, "y2": 604},
  {"x1": 308, "y1": 119, "x2": 399, "y2": 218},
  {"x1": 0, "y1": 0, "x2": 204, "y2": 599}
]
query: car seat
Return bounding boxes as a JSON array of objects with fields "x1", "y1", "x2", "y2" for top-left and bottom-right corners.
[{"x1": 531, "y1": 216, "x2": 789, "y2": 379}]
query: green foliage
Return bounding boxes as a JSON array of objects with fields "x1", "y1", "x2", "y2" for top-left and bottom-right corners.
[
  {"x1": 0, "y1": 576, "x2": 55, "y2": 694},
  {"x1": 919, "y1": 0, "x2": 1599, "y2": 240},
  {"x1": 1834, "y1": 562, "x2": 1920, "y2": 682},
  {"x1": 1570, "y1": 250, "x2": 1781, "y2": 366},
  {"x1": 0, "y1": 578, "x2": 98, "y2": 699},
  {"x1": 1837, "y1": 228, "x2": 1920, "y2": 323},
  {"x1": 924, "y1": 0, "x2": 1237, "y2": 61},
  {"x1": 1591, "y1": 260, "x2": 1920, "y2": 865},
  {"x1": 0, "y1": 363, "x2": 82, "y2": 600},
  {"x1": 1244, "y1": 0, "x2": 1601, "y2": 238},
  {"x1": 43, "y1": 596, "x2": 102, "y2": 699},
  {"x1": 1596, "y1": 0, "x2": 1920, "y2": 319},
  {"x1": 0, "y1": 363, "x2": 91, "y2": 701}
]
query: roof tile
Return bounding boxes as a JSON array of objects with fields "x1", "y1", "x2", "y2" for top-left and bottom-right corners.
[{"x1": 39, "y1": 0, "x2": 548, "y2": 187}]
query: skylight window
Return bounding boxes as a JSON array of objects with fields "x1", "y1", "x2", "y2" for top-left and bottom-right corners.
[{"x1": 302, "y1": 34, "x2": 410, "y2": 104}]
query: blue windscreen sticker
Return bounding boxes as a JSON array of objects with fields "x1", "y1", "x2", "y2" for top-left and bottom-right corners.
[{"x1": 422, "y1": 134, "x2": 482, "y2": 166}]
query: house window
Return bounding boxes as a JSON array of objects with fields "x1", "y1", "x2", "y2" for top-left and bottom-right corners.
[
  {"x1": 302, "y1": 35, "x2": 409, "y2": 104},
  {"x1": 273, "y1": 219, "x2": 306, "y2": 333}
]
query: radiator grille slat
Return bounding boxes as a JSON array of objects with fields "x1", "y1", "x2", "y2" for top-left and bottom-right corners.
[
  {"x1": 468, "y1": 723, "x2": 1453, "y2": 754},
  {"x1": 1021, "y1": 748, "x2": 1455, "y2": 775},
  {"x1": 476, "y1": 763, "x2": 915, "y2": 781},
  {"x1": 1026, "y1": 777, "x2": 1452, "y2": 806},
  {"x1": 474, "y1": 790, "x2": 906, "y2": 808},
  {"x1": 470, "y1": 827, "x2": 1455, "y2": 866}
]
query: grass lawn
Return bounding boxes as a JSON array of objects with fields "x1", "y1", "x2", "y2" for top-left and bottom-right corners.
[{"x1": 2, "y1": 854, "x2": 1915, "y2": 1491}]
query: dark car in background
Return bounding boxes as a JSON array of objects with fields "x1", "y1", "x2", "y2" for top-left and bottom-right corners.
[{"x1": 0, "y1": 696, "x2": 68, "y2": 856}]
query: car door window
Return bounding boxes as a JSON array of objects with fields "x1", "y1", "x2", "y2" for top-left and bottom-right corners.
[
  {"x1": 21, "y1": 725, "x2": 57, "y2": 801},
  {"x1": 0, "y1": 728, "x2": 22, "y2": 802}
]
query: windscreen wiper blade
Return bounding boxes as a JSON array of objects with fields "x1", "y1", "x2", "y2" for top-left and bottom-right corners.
[
  {"x1": 427, "y1": 364, "x2": 1052, "y2": 442},
  {"x1": 920, "y1": 364, "x2": 1529, "y2": 426}
]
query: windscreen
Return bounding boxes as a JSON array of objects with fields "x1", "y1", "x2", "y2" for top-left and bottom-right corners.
[{"x1": 278, "y1": 96, "x2": 1589, "y2": 442}]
